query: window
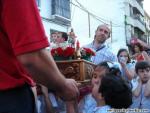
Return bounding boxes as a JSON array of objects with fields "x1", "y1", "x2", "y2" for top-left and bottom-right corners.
[
  {"x1": 52, "y1": 0, "x2": 71, "y2": 19},
  {"x1": 36, "y1": 0, "x2": 41, "y2": 8}
]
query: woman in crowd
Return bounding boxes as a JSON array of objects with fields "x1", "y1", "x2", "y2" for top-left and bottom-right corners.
[
  {"x1": 117, "y1": 48, "x2": 135, "y2": 87},
  {"x1": 131, "y1": 42, "x2": 150, "y2": 62}
]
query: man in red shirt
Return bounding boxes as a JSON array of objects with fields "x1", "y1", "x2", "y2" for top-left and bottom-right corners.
[{"x1": 0, "y1": 0, "x2": 79, "y2": 113}]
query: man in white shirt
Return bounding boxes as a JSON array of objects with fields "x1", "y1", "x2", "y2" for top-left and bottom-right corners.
[{"x1": 84, "y1": 24, "x2": 117, "y2": 64}]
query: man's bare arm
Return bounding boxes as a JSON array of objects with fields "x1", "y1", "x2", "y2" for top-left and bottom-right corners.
[{"x1": 17, "y1": 49, "x2": 79, "y2": 100}]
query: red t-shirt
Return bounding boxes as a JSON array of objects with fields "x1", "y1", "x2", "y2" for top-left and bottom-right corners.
[{"x1": 0, "y1": 0, "x2": 49, "y2": 90}]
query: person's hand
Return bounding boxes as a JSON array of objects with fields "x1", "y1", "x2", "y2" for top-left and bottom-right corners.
[
  {"x1": 37, "y1": 84, "x2": 49, "y2": 97},
  {"x1": 58, "y1": 79, "x2": 79, "y2": 101},
  {"x1": 132, "y1": 53, "x2": 139, "y2": 59},
  {"x1": 40, "y1": 85, "x2": 49, "y2": 97},
  {"x1": 138, "y1": 77, "x2": 142, "y2": 84},
  {"x1": 146, "y1": 79, "x2": 150, "y2": 86},
  {"x1": 65, "y1": 99, "x2": 78, "y2": 113},
  {"x1": 137, "y1": 39, "x2": 145, "y2": 47},
  {"x1": 119, "y1": 57, "x2": 126, "y2": 67},
  {"x1": 144, "y1": 78, "x2": 150, "y2": 97},
  {"x1": 119, "y1": 60, "x2": 126, "y2": 68},
  {"x1": 92, "y1": 83, "x2": 100, "y2": 100}
]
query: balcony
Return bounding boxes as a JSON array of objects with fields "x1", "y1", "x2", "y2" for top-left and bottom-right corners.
[
  {"x1": 126, "y1": 16, "x2": 145, "y2": 32},
  {"x1": 127, "y1": 0, "x2": 144, "y2": 16},
  {"x1": 136, "y1": 0, "x2": 143, "y2": 7},
  {"x1": 51, "y1": 0, "x2": 71, "y2": 25},
  {"x1": 145, "y1": 21, "x2": 150, "y2": 31},
  {"x1": 133, "y1": 14, "x2": 145, "y2": 25},
  {"x1": 50, "y1": 14, "x2": 71, "y2": 26}
]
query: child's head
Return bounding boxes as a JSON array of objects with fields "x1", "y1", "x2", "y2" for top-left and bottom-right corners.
[
  {"x1": 56, "y1": 32, "x2": 68, "y2": 43},
  {"x1": 91, "y1": 62, "x2": 110, "y2": 102},
  {"x1": 50, "y1": 32, "x2": 58, "y2": 43},
  {"x1": 99, "y1": 71, "x2": 132, "y2": 108},
  {"x1": 135, "y1": 61, "x2": 150, "y2": 83},
  {"x1": 91, "y1": 61, "x2": 110, "y2": 86},
  {"x1": 91, "y1": 61, "x2": 121, "y2": 87},
  {"x1": 91, "y1": 62, "x2": 121, "y2": 103}
]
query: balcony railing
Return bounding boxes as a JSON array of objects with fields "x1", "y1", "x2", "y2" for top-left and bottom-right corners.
[
  {"x1": 126, "y1": 16, "x2": 145, "y2": 32},
  {"x1": 136, "y1": 0, "x2": 143, "y2": 7},
  {"x1": 133, "y1": 14, "x2": 145, "y2": 25},
  {"x1": 52, "y1": 0, "x2": 71, "y2": 19},
  {"x1": 127, "y1": 0, "x2": 144, "y2": 16}
]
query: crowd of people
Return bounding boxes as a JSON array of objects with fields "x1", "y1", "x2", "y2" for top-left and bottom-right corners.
[
  {"x1": 50, "y1": 29, "x2": 76, "y2": 49},
  {"x1": 37, "y1": 22, "x2": 150, "y2": 113},
  {"x1": 1, "y1": 0, "x2": 150, "y2": 113}
]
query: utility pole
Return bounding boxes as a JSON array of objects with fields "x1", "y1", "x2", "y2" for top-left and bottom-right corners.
[
  {"x1": 124, "y1": 15, "x2": 128, "y2": 46},
  {"x1": 110, "y1": 21, "x2": 112, "y2": 43},
  {"x1": 88, "y1": 12, "x2": 91, "y2": 38}
]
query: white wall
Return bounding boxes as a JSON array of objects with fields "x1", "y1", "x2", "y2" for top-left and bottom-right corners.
[{"x1": 71, "y1": 0, "x2": 127, "y2": 54}]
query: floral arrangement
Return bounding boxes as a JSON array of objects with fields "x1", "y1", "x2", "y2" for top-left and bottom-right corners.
[
  {"x1": 50, "y1": 39, "x2": 95, "y2": 61},
  {"x1": 51, "y1": 46, "x2": 75, "y2": 59},
  {"x1": 81, "y1": 47, "x2": 96, "y2": 57}
]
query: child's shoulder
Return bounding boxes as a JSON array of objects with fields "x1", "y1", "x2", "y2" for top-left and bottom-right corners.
[
  {"x1": 93, "y1": 105, "x2": 111, "y2": 113},
  {"x1": 80, "y1": 94, "x2": 95, "y2": 103}
]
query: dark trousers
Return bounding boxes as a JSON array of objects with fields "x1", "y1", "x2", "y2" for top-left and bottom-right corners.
[{"x1": 0, "y1": 84, "x2": 36, "y2": 113}]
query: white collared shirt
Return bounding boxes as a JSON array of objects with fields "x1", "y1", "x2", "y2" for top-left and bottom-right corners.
[
  {"x1": 92, "y1": 105, "x2": 111, "y2": 113},
  {"x1": 84, "y1": 42, "x2": 117, "y2": 64}
]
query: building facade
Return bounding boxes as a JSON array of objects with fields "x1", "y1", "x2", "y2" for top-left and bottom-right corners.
[
  {"x1": 36, "y1": 0, "x2": 71, "y2": 42},
  {"x1": 36, "y1": 0, "x2": 146, "y2": 54},
  {"x1": 125, "y1": 0, "x2": 145, "y2": 45},
  {"x1": 144, "y1": 11, "x2": 150, "y2": 45},
  {"x1": 71, "y1": 0, "x2": 145, "y2": 54}
]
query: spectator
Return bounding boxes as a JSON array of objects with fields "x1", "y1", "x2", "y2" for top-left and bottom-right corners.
[
  {"x1": 131, "y1": 42, "x2": 150, "y2": 62},
  {"x1": 78, "y1": 61, "x2": 111, "y2": 113},
  {"x1": 93, "y1": 70, "x2": 132, "y2": 112},
  {"x1": 67, "y1": 61, "x2": 121, "y2": 113},
  {"x1": 130, "y1": 61, "x2": 150, "y2": 111},
  {"x1": 84, "y1": 24, "x2": 117, "y2": 64},
  {"x1": 68, "y1": 28, "x2": 77, "y2": 47},
  {"x1": 117, "y1": 48, "x2": 135, "y2": 88},
  {"x1": 0, "y1": 1, "x2": 79, "y2": 113},
  {"x1": 50, "y1": 32, "x2": 58, "y2": 43},
  {"x1": 56, "y1": 32, "x2": 68, "y2": 45},
  {"x1": 37, "y1": 61, "x2": 112, "y2": 113},
  {"x1": 67, "y1": 64, "x2": 132, "y2": 113}
]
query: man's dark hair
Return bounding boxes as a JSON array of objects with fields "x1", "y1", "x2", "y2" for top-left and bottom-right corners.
[
  {"x1": 99, "y1": 73, "x2": 132, "y2": 108},
  {"x1": 97, "y1": 61, "x2": 110, "y2": 69},
  {"x1": 97, "y1": 61, "x2": 121, "y2": 76},
  {"x1": 135, "y1": 61, "x2": 150, "y2": 73},
  {"x1": 61, "y1": 32, "x2": 68, "y2": 41}
]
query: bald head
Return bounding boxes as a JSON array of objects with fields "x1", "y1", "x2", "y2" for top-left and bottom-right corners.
[
  {"x1": 96, "y1": 24, "x2": 110, "y2": 33},
  {"x1": 94, "y1": 24, "x2": 111, "y2": 44}
]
